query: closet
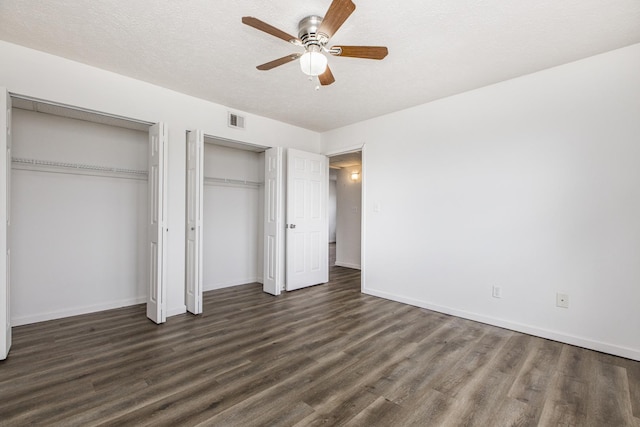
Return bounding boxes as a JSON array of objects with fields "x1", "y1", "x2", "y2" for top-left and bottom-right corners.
[
  {"x1": 10, "y1": 98, "x2": 153, "y2": 326},
  {"x1": 185, "y1": 137, "x2": 330, "y2": 306},
  {"x1": 201, "y1": 136, "x2": 265, "y2": 293}
]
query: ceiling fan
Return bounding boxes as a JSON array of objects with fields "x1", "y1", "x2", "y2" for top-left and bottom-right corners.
[{"x1": 242, "y1": 0, "x2": 388, "y2": 86}]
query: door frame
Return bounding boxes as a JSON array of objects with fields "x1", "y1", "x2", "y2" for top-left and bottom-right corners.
[
  {"x1": 325, "y1": 144, "x2": 366, "y2": 292},
  {"x1": 1, "y1": 88, "x2": 11, "y2": 360},
  {"x1": 186, "y1": 131, "x2": 271, "y2": 305},
  {"x1": 1, "y1": 92, "x2": 165, "y2": 348}
]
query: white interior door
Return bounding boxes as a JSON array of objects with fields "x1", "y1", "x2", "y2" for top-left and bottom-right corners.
[
  {"x1": 263, "y1": 147, "x2": 284, "y2": 295},
  {"x1": 1, "y1": 89, "x2": 11, "y2": 360},
  {"x1": 286, "y1": 148, "x2": 328, "y2": 291},
  {"x1": 147, "y1": 122, "x2": 168, "y2": 324},
  {"x1": 186, "y1": 130, "x2": 203, "y2": 314}
]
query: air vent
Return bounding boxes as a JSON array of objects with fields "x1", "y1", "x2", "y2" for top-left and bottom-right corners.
[{"x1": 228, "y1": 112, "x2": 245, "y2": 130}]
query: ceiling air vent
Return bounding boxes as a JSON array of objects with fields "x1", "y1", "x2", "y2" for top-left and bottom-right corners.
[{"x1": 228, "y1": 112, "x2": 245, "y2": 130}]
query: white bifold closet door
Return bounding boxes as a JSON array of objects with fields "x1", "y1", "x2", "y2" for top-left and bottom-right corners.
[
  {"x1": 1, "y1": 88, "x2": 12, "y2": 360},
  {"x1": 185, "y1": 130, "x2": 203, "y2": 314},
  {"x1": 146, "y1": 122, "x2": 168, "y2": 324},
  {"x1": 263, "y1": 147, "x2": 284, "y2": 295}
]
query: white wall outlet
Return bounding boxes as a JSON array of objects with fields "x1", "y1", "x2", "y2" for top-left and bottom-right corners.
[
  {"x1": 492, "y1": 286, "x2": 502, "y2": 298},
  {"x1": 556, "y1": 293, "x2": 569, "y2": 308}
]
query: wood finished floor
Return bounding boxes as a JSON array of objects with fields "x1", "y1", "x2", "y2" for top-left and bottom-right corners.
[{"x1": 1, "y1": 263, "x2": 639, "y2": 425}]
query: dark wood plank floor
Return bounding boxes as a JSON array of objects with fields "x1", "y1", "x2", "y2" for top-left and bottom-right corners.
[{"x1": 1, "y1": 251, "x2": 639, "y2": 426}]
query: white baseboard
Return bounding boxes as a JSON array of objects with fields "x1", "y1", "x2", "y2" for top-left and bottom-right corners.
[
  {"x1": 335, "y1": 261, "x2": 361, "y2": 270},
  {"x1": 363, "y1": 287, "x2": 640, "y2": 362},
  {"x1": 12, "y1": 296, "x2": 147, "y2": 326},
  {"x1": 204, "y1": 277, "x2": 261, "y2": 291},
  {"x1": 167, "y1": 305, "x2": 187, "y2": 317}
]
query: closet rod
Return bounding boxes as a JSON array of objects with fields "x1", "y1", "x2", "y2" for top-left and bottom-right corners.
[
  {"x1": 12, "y1": 157, "x2": 148, "y2": 181},
  {"x1": 204, "y1": 176, "x2": 263, "y2": 187}
]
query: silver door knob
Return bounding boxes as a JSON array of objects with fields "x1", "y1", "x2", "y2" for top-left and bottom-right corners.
[{"x1": 290, "y1": 224, "x2": 296, "y2": 229}]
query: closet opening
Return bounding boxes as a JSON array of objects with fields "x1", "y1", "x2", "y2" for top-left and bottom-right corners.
[
  {"x1": 9, "y1": 95, "x2": 160, "y2": 326},
  {"x1": 186, "y1": 133, "x2": 267, "y2": 314},
  {"x1": 186, "y1": 140, "x2": 332, "y2": 305}
]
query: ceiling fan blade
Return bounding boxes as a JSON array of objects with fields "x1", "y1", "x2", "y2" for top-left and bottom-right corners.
[
  {"x1": 319, "y1": 66, "x2": 336, "y2": 86},
  {"x1": 318, "y1": 0, "x2": 356, "y2": 40},
  {"x1": 330, "y1": 46, "x2": 388, "y2": 60},
  {"x1": 242, "y1": 17, "x2": 301, "y2": 44},
  {"x1": 256, "y1": 54, "x2": 302, "y2": 71}
]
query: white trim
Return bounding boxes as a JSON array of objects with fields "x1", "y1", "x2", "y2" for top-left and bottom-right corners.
[
  {"x1": 12, "y1": 296, "x2": 147, "y2": 326},
  {"x1": 324, "y1": 144, "x2": 365, "y2": 157},
  {"x1": 335, "y1": 261, "x2": 361, "y2": 270},
  {"x1": 360, "y1": 144, "x2": 366, "y2": 293},
  {"x1": 204, "y1": 277, "x2": 261, "y2": 291},
  {"x1": 167, "y1": 305, "x2": 187, "y2": 317},
  {"x1": 362, "y1": 287, "x2": 640, "y2": 362}
]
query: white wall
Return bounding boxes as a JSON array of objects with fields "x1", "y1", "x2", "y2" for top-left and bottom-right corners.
[
  {"x1": 203, "y1": 144, "x2": 263, "y2": 290},
  {"x1": 328, "y1": 169, "x2": 337, "y2": 243},
  {"x1": 11, "y1": 109, "x2": 148, "y2": 325},
  {"x1": 322, "y1": 43, "x2": 640, "y2": 361},
  {"x1": 0, "y1": 40, "x2": 320, "y2": 318},
  {"x1": 335, "y1": 168, "x2": 361, "y2": 269}
]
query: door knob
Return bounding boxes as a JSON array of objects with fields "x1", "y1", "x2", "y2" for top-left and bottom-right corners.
[{"x1": 290, "y1": 224, "x2": 296, "y2": 229}]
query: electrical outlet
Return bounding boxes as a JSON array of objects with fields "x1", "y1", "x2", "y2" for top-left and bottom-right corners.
[
  {"x1": 492, "y1": 286, "x2": 502, "y2": 299},
  {"x1": 556, "y1": 293, "x2": 569, "y2": 308}
]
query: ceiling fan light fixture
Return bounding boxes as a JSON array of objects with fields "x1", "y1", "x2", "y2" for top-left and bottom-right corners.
[
  {"x1": 243, "y1": 0, "x2": 387, "y2": 86},
  {"x1": 300, "y1": 51, "x2": 328, "y2": 76}
]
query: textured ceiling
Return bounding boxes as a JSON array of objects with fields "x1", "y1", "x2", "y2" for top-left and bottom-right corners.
[{"x1": 1, "y1": 1, "x2": 639, "y2": 132}]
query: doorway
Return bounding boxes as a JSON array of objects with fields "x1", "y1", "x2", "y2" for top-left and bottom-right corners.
[
  {"x1": 202, "y1": 138, "x2": 265, "y2": 291},
  {"x1": 328, "y1": 150, "x2": 362, "y2": 271},
  {"x1": 1, "y1": 90, "x2": 167, "y2": 359},
  {"x1": 184, "y1": 131, "x2": 267, "y2": 314}
]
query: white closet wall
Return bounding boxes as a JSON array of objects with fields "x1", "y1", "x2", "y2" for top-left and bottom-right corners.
[
  {"x1": 11, "y1": 109, "x2": 148, "y2": 325},
  {"x1": 329, "y1": 170, "x2": 337, "y2": 244},
  {"x1": 203, "y1": 144, "x2": 264, "y2": 290}
]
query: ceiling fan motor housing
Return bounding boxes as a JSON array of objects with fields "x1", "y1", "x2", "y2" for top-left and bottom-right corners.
[{"x1": 298, "y1": 15, "x2": 327, "y2": 49}]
